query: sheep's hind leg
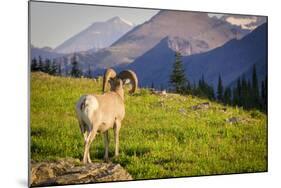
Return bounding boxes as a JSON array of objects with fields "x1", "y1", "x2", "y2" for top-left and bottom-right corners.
[
  {"x1": 103, "y1": 130, "x2": 110, "y2": 162},
  {"x1": 83, "y1": 129, "x2": 97, "y2": 164},
  {"x1": 78, "y1": 120, "x2": 91, "y2": 163},
  {"x1": 114, "y1": 120, "x2": 121, "y2": 157},
  {"x1": 83, "y1": 132, "x2": 92, "y2": 163}
]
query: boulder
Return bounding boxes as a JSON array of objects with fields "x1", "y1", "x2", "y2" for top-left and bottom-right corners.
[{"x1": 30, "y1": 158, "x2": 132, "y2": 186}]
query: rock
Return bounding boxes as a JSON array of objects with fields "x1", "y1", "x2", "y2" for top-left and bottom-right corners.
[
  {"x1": 226, "y1": 117, "x2": 240, "y2": 124},
  {"x1": 150, "y1": 89, "x2": 168, "y2": 96},
  {"x1": 191, "y1": 102, "x2": 210, "y2": 110},
  {"x1": 31, "y1": 158, "x2": 132, "y2": 186}
]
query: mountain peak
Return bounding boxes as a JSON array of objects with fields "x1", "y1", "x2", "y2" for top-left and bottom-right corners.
[
  {"x1": 54, "y1": 16, "x2": 134, "y2": 54},
  {"x1": 107, "y1": 16, "x2": 133, "y2": 26}
]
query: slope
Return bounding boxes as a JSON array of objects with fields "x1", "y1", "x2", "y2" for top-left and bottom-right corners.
[
  {"x1": 77, "y1": 10, "x2": 251, "y2": 70},
  {"x1": 54, "y1": 16, "x2": 134, "y2": 54},
  {"x1": 122, "y1": 23, "x2": 267, "y2": 89}
]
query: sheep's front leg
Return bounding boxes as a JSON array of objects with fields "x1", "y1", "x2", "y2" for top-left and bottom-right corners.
[
  {"x1": 114, "y1": 120, "x2": 121, "y2": 157},
  {"x1": 103, "y1": 130, "x2": 109, "y2": 162},
  {"x1": 83, "y1": 129, "x2": 97, "y2": 164}
]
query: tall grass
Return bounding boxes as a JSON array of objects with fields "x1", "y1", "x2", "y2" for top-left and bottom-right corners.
[{"x1": 30, "y1": 72, "x2": 267, "y2": 179}]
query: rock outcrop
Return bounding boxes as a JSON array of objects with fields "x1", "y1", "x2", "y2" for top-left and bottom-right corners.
[{"x1": 30, "y1": 158, "x2": 132, "y2": 187}]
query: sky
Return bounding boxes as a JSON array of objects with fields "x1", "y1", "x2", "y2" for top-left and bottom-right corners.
[
  {"x1": 30, "y1": 1, "x2": 262, "y2": 49},
  {"x1": 30, "y1": 1, "x2": 159, "y2": 48}
]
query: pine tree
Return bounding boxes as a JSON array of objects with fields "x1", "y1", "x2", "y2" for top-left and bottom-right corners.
[
  {"x1": 70, "y1": 55, "x2": 82, "y2": 78},
  {"x1": 232, "y1": 87, "x2": 238, "y2": 106},
  {"x1": 209, "y1": 86, "x2": 215, "y2": 100},
  {"x1": 170, "y1": 52, "x2": 187, "y2": 93},
  {"x1": 191, "y1": 75, "x2": 215, "y2": 100},
  {"x1": 261, "y1": 76, "x2": 267, "y2": 111},
  {"x1": 236, "y1": 78, "x2": 242, "y2": 105},
  {"x1": 233, "y1": 78, "x2": 241, "y2": 106},
  {"x1": 197, "y1": 75, "x2": 205, "y2": 97},
  {"x1": 151, "y1": 82, "x2": 154, "y2": 89},
  {"x1": 43, "y1": 58, "x2": 51, "y2": 73},
  {"x1": 223, "y1": 88, "x2": 232, "y2": 105},
  {"x1": 38, "y1": 56, "x2": 43, "y2": 72},
  {"x1": 50, "y1": 59, "x2": 58, "y2": 75},
  {"x1": 85, "y1": 65, "x2": 92, "y2": 78},
  {"x1": 241, "y1": 76, "x2": 247, "y2": 107},
  {"x1": 265, "y1": 76, "x2": 268, "y2": 111},
  {"x1": 247, "y1": 80, "x2": 253, "y2": 108},
  {"x1": 251, "y1": 64, "x2": 259, "y2": 108},
  {"x1": 63, "y1": 57, "x2": 69, "y2": 76},
  {"x1": 58, "y1": 63, "x2": 62, "y2": 76},
  {"x1": 31, "y1": 58, "x2": 38, "y2": 71},
  {"x1": 217, "y1": 74, "x2": 224, "y2": 102}
]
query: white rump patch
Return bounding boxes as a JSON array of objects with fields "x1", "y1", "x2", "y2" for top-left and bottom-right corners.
[
  {"x1": 76, "y1": 95, "x2": 99, "y2": 126},
  {"x1": 84, "y1": 95, "x2": 99, "y2": 111}
]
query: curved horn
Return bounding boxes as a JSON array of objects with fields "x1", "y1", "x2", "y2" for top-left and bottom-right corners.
[
  {"x1": 118, "y1": 70, "x2": 138, "y2": 93},
  {"x1": 102, "y1": 68, "x2": 117, "y2": 93}
]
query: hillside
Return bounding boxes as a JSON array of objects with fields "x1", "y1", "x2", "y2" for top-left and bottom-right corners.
[
  {"x1": 54, "y1": 16, "x2": 134, "y2": 54},
  {"x1": 121, "y1": 23, "x2": 267, "y2": 89},
  {"x1": 30, "y1": 72, "x2": 267, "y2": 180},
  {"x1": 75, "y1": 10, "x2": 251, "y2": 70},
  {"x1": 31, "y1": 46, "x2": 64, "y2": 60}
]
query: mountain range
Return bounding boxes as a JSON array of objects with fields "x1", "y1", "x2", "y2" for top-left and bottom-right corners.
[
  {"x1": 30, "y1": 10, "x2": 267, "y2": 90},
  {"x1": 30, "y1": 46, "x2": 64, "y2": 60},
  {"x1": 76, "y1": 11, "x2": 254, "y2": 70},
  {"x1": 121, "y1": 23, "x2": 267, "y2": 89}
]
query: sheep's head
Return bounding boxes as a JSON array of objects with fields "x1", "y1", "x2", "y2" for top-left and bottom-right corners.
[{"x1": 102, "y1": 68, "x2": 138, "y2": 94}]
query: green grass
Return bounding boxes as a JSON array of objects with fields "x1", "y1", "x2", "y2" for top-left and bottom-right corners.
[{"x1": 30, "y1": 72, "x2": 267, "y2": 179}]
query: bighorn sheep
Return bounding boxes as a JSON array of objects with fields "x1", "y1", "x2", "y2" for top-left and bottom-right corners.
[{"x1": 75, "y1": 68, "x2": 138, "y2": 164}]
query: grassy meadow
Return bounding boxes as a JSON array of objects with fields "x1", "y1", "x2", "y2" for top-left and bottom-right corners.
[{"x1": 30, "y1": 72, "x2": 267, "y2": 179}]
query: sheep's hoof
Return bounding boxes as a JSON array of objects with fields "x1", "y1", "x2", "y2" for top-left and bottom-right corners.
[{"x1": 104, "y1": 158, "x2": 109, "y2": 163}]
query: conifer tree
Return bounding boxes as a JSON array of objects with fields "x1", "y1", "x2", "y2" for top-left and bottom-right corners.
[
  {"x1": 63, "y1": 57, "x2": 69, "y2": 76},
  {"x1": 31, "y1": 58, "x2": 38, "y2": 71},
  {"x1": 223, "y1": 88, "x2": 232, "y2": 105},
  {"x1": 70, "y1": 54, "x2": 82, "y2": 78},
  {"x1": 217, "y1": 74, "x2": 224, "y2": 102},
  {"x1": 261, "y1": 76, "x2": 267, "y2": 111},
  {"x1": 236, "y1": 78, "x2": 242, "y2": 105},
  {"x1": 251, "y1": 64, "x2": 259, "y2": 108},
  {"x1": 50, "y1": 59, "x2": 58, "y2": 75},
  {"x1": 58, "y1": 63, "x2": 62, "y2": 76},
  {"x1": 232, "y1": 87, "x2": 238, "y2": 106},
  {"x1": 44, "y1": 58, "x2": 51, "y2": 74},
  {"x1": 265, "y1": 76, "x2": 268, "y2": 111},
  {"x1": 233, "y1": 78, "x2": 241, "y2": 106},
  {"x1": 240, "y1": 76, "x2": 249, "y2": 108},
  {"x1": 151, "y1": 82, "x2": 154, "y2": 89},
  {"x1": 38, "y1": 56, "x2": 43, "y2": 72},
  {"x1": 170, "y1": 52, "x2": 187, "y2": 93},
  {"x1": 86, "y1": 65, "x2": 92, "y2": 78},
  {"x1": 247, "y1": 79, "x2": 252, "y2": 108}
]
